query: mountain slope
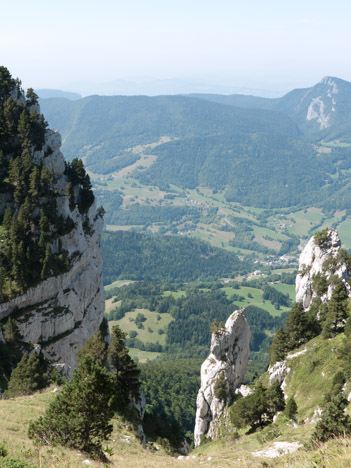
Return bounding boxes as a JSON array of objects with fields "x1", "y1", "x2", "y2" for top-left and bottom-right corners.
[
  {"x1": 192, "y1": 77, "x2": 351, "y2": 142},
  {"x1": 40, "y1": 94, "x2": 301, "y2": 165}
]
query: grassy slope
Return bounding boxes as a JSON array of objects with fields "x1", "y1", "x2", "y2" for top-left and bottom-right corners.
[
  {"x1": 108, "y1": 310, "x2": 173, "y2": 346},
  {"x1": 0, "y1": 388, "x2": 195, "y2": 468},
  {"x1": 3, "y1": 379, "x2": 351, "y2": 467},
  {"x1": 194, "y1": 332, "x2": 351, "y2": 466}
]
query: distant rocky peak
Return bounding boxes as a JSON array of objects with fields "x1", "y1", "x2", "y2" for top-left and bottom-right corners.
[
  {"x1": 296, "y1": 229, "x2": 350, "y2": 310},
  {"x1": 319, "y1": 76, "x2": 340, "y2": 93}
]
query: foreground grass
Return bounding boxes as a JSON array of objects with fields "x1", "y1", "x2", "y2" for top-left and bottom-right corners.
[{"x1": 3, "y1": 385, "x2": 351, "y2": 467}]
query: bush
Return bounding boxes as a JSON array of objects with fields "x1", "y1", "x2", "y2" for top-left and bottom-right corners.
[
  {"x1": 314, "y1": 228, "x2": 329, "y2": 247},
  {"x1": 214, "y1": 372, "x2": 227, "y2": 401},
  {"x1": 0, "y1": 442, "x2": 8, "y2": 457},
  {"x1": 284, "y1": 397, "x2": 298, "y2": 419},
  {"x1": 311, "y1": 394, "x2": 351, "y2": 444},
  {"x1": 0, "y1": 459, "x2": 34, "y2": 468},
  {"x1": 230, "y1": 382, "x2": 285, "y2": 431}
]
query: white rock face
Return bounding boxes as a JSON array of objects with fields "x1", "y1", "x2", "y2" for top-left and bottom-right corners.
[
  {"x1": 194, "y1": 309, "x2": 250, "y2": 447},
  {"x1": 296, "y1": 229, "x2": 350, "y2": 310},
  {"x1": 235, "y1": 384, "x2": 253, "y2": 398},
  {"x1": 269, "y1": 361, "x2": 289, "y2": 386},
  {"x1": 0, "y1": 106, "x2": 105, "y2": 376},
  {"x1": 129, "y1": 394, "x2": 146, "y2": 444},
  {"x1": 252, "y1": 441, "x2": 302, "y2": 458}
]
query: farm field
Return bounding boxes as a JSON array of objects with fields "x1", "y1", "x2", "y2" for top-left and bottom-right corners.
[{"x1": 92, "y1": 159, "x2": 351, "y2": 264}]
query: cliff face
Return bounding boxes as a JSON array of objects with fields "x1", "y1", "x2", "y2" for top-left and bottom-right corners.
[
  {"x1": 296, "y1": 229, "x2": 350, "y2": 310},
  {"x1": 0, "y1": 70, "x2": 105, "y2": 376},
  {"x1": 194, "y1": 310, "x2": 250, "y2": 447}
]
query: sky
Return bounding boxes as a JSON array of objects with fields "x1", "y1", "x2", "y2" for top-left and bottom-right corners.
[{"x1": 2, "y1": 0, "x2": 351, "y2": 95}]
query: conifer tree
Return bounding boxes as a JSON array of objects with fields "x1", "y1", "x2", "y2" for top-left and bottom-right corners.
[
  {"x1": 285, "y1": 302, "x2": 309, "y2": 349},
  {"x1": 76, "y1": 330, "x2": 107, "y2": 367},
  {"x1": 265, "y1": 381, "x2": 285, "y2": 421},
  {"x1": 28, "y1": 356, "x2": 116, "y2": 458},
  {"x1": 3, "y1": 352, "x2": 47, "y2": 398},
  {"x1": 3, "y1": 317, "x2": 21, "y2": 343},
  {"x1": 269, "y1": 327, "x2": 288, "y2": 364},
  {"x1": 322, "y1": 280, "x2": 349, "y2": 338},
  {"x1": 108, "y1": 325, "x2": 140, "y2": 405}
]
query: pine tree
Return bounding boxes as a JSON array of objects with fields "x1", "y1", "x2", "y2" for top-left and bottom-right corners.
[
  {"x1": 322, "y1": 280, "x2": 349, "y2": 338},
  {"x1": 28, "y1": 165, "x2": 40, "y2": 200},
  {"x1": 41, "y1": 244, "x2": 51, "y2": 280},
  {"x1": 3, "y1": 317, "x2": 21, "y2": 342},
  {"x1": 28, "y1": 356, "x2": 116, "y2": 458},
  {"x1": 265, "y1": 381, "x2": 285, "y2": 421},
  {"x1": 285, "y1": 302, "x2": 309, "y2": 349},
  {"x1": 269, "y1": 327, "x2": 288, "y2": 364},
  {"x1": 76, "y1": 330, "x2": 107, "y2": 367},
  {"x1": 2, "y1": 208, "x2": 12, "y2": 230},
  {"x1": 3, "y1": 352, "x2": 47, "y2": 398},
  {"x1": 108, "y1": 325, "x2": 140, "y2": 405}
]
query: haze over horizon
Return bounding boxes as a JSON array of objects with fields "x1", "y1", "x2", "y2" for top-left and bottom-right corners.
[{"x1": 3, "y1": 0, "x2": 351, "y2": 96}]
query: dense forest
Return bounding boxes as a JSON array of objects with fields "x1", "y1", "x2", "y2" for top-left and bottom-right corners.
[
  {"x1": 0, "y1": 68, "x2": 94, "y2": 300},
  {"x1": 102, "y1": 231, "x2": 249, "y2": 284},
  {"x1": 40, "y1": 94, "x2": 300, "y2": 166}
]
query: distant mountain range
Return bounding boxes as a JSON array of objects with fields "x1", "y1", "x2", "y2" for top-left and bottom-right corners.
[
  {"x1": 35, "y1": 89, "x2": 82, "y2": 100},
  {"x1": 189, "y1": 77, "x2": 351, "y2": 141},
  {"x1": 39, "y1": 77, "x2": 351, "y2": 210},
  {"x1": 52, "y1": 78, "x2": 283, "y2": 97}
]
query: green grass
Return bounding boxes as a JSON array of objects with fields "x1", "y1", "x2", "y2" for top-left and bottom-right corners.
[
  {"x1": 109, "y1": 310, "x2": 173, "y2": 345},
  {"x1": 222, "y1": 285, "x2": 289, "y2": 316},
  {"x1": 0, "y1": 387, "x2": 198, "y2": 468},
  {"x1": 163, "y1": 290, "x2": 186, "y2": 299},
  {"x1": 321, "y1": 140, "x2": 351, "y2": 148},
  {"x1": 104, "y1": 279, "x2": 134, "y2": 291},
  {"x1": 338, "y1": 219, "x2": 351, "y2": 249},
  {"x1": 128, "y1": 348, "x2": 161, "y2": 363},
  {"x1": 284, "y1": 333, "x2": 345, "y2": 420},
  {"x1": 270, "y1": 283, "x2": 295, "y2": 302}
]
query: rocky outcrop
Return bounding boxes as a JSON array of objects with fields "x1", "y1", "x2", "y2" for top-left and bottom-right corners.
[
  {"x1": 194, "y1": 309, "x2": 250, "y2": 447},
  {"x1": 0, "y1": 96, "x2": 105, "y2": 376},
  {"x1": 296, "y1": 229, "x2": 350, "y2": 310}
]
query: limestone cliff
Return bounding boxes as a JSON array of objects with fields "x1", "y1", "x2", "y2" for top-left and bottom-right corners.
[
  {"x1": 296, "y1": 229, "x2": 350, "y2": 310},
  {"x1": 0, "y1": 69, "x2": 105, "y2": 377},
  {"x1": 194, "y1": 309, "x2": 250, "y2": 447}
]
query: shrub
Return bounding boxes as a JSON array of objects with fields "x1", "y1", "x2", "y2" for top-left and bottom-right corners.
[
  {"x1": 0, "y1": 441, "x2": 8, "y2": 457},
  {"x1": 214, "y1": 372, "x2": 227, "y2": 401},
  {"x1": 284, "y1": 397, "x2": 298, "y2": 419},
  {"x1": 0, "y1": 458, "x2": 34, "y2": 467},
  {"x1": 314, "y1": 228, "x2": 329, "y2": 247},
  {"x1": 311, "y1": 394, "x2": 351, "y2": 444}
]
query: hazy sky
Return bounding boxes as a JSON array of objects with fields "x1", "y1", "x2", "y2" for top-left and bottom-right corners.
[{"x1": 2, "y1": 0, "x2": 351, "y2": 94}]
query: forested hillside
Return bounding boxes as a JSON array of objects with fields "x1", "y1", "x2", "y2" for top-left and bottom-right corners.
[
  {"x1": 40, "y1": 79, "x2": 351, "y2": 214},
  {"x1": 102, "y1": 231, "x2": 248, "y2": 284},
  {"x1": 40, "y1": 94, "x2": 300, "y2": 168}
]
